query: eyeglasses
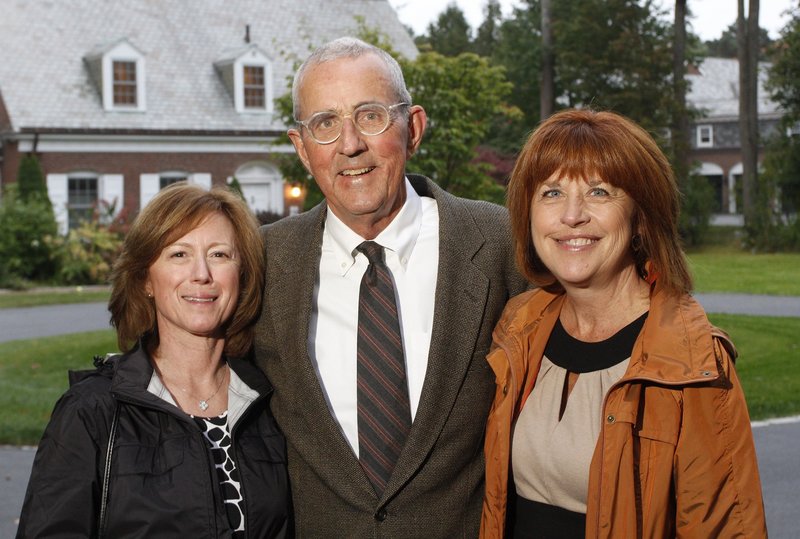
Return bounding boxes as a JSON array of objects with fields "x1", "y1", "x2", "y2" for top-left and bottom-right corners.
[{"x1": 296, "y1": 102, "x2": 410, "y2": 145}]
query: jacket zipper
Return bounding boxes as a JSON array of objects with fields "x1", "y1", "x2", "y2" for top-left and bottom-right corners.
[{"x1": 228, "y1": 391, "x2": 268, "y2": 539}]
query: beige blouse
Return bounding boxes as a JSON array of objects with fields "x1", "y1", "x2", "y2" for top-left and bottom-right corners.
[{"x1": 511, "y1": 355, "x2": 630, "y2": 513}]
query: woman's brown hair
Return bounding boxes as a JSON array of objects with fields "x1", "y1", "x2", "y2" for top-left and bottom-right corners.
[
  {"x1": 108, "y1": 183, "x2": 265, "y2": 357},
  {"x1": 507, "y1": 108, "x2": 692, "y2": 295}
]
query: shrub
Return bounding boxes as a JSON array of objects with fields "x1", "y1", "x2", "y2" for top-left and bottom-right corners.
[
  {"x1": 17, "y1": 154, "x2": 48, "y2": 202},
  {"x1": 0, "y1": 184, "x2": 59, "y2": 282},
  {"x1": 53, "y1": 203, "x2": 125, "y2": 285},
  {"x1": 679, "y1": 173, "x2": 715, "y2": 247}
]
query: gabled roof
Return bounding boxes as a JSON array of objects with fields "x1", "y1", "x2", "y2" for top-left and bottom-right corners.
[
  {"x1": 686, "y1": 57, "x2": 781, "y2": 121},
  {"x1": 0, "y1": 0, "x2": 416, "y2": 134}
]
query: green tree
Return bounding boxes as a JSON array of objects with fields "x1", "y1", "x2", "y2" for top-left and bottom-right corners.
[
  {"x1": 0, "y1": 184, "x2": 59, "y2": 283},
  {"x1": 756, "y1": 4, "x2": 800, "y2": 250},
  {"x1": 489, "y1": 0, "x2": 541, "y2": 150},
  {"x1": 473, "y1": 0, "x2": 504, "y2": 58},
  {"x1": 486, "y1": 0, "x2": 676, "y2": 144},
  {"x1": 419, "y1": 4, "x2": 472, "y2": 56},
  {"x1": 738, "y1": 0, "x2": 761, "y2": 229},
  {"x1": 551, "y1": 0, "x2": 675, "y2": 132},
  {"x1": 227, "y1": 176, "x2": 246, "y2": 201},
  {"x1": 767, "y1": 6, "x2": 800, "y2": 120},
  {"x1": 704, "y1": 22, "x2": 774, "y2": 59},
  {"x1": 402, "y1": 51, "x2": 514, "y2": 202},
  {"x1": 17, "y1": 154, "x2": 48, "y2": 202}
]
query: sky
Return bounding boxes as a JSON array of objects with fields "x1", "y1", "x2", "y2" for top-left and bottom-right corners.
[{"x1": 388, "y1": 0, "x2": 796, "y2": 42}]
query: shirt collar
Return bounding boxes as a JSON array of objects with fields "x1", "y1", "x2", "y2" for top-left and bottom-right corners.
[{"x1": 324, "y1": 177, "x2": 423, "y2": 275}]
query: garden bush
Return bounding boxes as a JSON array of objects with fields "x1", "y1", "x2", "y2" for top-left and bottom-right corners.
[
  {"x1": 54, "y1": 219, "x2": 123, "y2": 285},
  {"x1": 0, "y1": 184, "x2": 59, "y2": 284}
]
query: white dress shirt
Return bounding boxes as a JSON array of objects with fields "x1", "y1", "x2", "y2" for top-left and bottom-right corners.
[{"x1": 309, "y1": 178, "x2": 440, "y2": 456}]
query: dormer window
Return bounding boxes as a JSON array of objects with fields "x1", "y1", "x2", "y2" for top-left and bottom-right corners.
[
  {"x1": 84, "y1": 38, "x2": 146, "y2": 112},
  {"x1": 215, "y1": 45, "x2": 273, "y2": 114},
  {"x1": 113, "y1": 61, "x2": 138, "y2": 106},
  {"x1": 243, "y1": 65, "x2": 266, "y2": 109}
]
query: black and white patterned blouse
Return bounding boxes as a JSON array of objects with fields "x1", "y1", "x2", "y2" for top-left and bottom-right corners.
[{"x1": 194, "y1": 411, "x2": 245, "y2": 538}]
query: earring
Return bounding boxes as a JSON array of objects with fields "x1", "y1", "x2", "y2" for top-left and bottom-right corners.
[{"x1": 631, "y1": 234, "x2": 643, "y2": 252}]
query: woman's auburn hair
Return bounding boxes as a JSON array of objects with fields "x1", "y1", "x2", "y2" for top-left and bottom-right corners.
[
  {"x1": 507, "y1": 108, "x2": 693, "y2": 296},
  {"x1": 108, "y1": 182, "x2": 265, "y2": 358}
]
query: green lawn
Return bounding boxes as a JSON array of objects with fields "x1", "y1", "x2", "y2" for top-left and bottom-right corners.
[
  {"x1": 1, "y1": 314, "x2": 798, "y2": 445},
  {"x1": 710, "y1": 314, "x2": 800, "y2": 421},
  {"x1": 0, "y1": 330, "x2": 118, "y2": 445},
  {"x1": 687, "y1": 250, "x2": 800, "y2": 296}
]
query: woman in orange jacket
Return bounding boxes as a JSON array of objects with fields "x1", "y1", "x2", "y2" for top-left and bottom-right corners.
[{"x1": 481, "y1": 109, "x2": 767, "y2": 538}]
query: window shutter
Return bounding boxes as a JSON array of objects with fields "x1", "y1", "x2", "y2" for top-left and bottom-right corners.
[
  {"x1": 190, "y1": 173, "x2": 212, "y2": 189},
  {"x1": 99, "y1": 174, "x2": 124, "y2": 219},
  {"x1": 46, "y1": 174, "x2": 69, "y2": 235},
  {"x1": 140, "y1": 174, "x2": 160, "y2": 210}
]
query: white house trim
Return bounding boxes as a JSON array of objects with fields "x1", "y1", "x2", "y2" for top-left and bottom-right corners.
[{"x1": 15, "y1": 133, "x2": 286, "y2": 154}]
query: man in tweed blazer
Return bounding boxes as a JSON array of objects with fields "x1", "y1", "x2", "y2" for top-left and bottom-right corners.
[{"x1": 254, "y1": 37, "x2": 526, "y2": 538}]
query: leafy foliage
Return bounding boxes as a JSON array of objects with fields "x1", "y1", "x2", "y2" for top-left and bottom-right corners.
[
  {"x1": 745, "y1": 132, "x2": 800, "y2": 251},
  {"x1": 402, "y1": 51, "x2": 515, "y2": 203},
  {"x1": 550, "y1": 0, "x2": 675, "y2": 133},
  {"x1": 0, "y1": 184, "x2": 59, "y2": 285},
  {"x1": 416, "y1": 4, "x2": 472, "y2": 56},
  {"x1": 745, "y1": 5, "x2": 800, "y2": 251},
  {"x1": 17, "y1": 154, "x2": 49, "y2": 203},
  {"x1": 54, "y1": 218, "x2": 123, "y2": 285},
  {"x1": 227, "y1": 177, "x2": 246, "y2": 201},
  {"x1": 678, "y1": 172, "x2": 715, "y2": 247},
  {"x1": 768, "y1": 6, "x2": 800, "y2": 122},
  {"x1": 473, "y1": 0, "x2": 504, "y2": 58},
  {"x1": 703, "y1": 22, "x2": 775, "y2": 60}
]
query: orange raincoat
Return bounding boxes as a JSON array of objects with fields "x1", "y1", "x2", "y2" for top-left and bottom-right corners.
[{"x1": 481, "y1": 282, "x2": 767, "y2": 538}]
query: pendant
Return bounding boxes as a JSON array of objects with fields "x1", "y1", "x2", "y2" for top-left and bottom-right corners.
[{"x1": 198, "y1": 400, "x2": 209, "y2": 411}]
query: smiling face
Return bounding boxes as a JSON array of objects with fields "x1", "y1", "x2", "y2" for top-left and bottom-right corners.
[
  {"x1": 287, "y1": 53, "x2": 426, "y2": 239},
  {"x1": 145, "y1": 212, "x2": 240, "y2": 344},
  {"x1": 530, "y1": 173, "x2": 638, "y2": 292}
]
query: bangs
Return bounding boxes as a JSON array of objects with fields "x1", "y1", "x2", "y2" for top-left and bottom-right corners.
[{"x1": 529, "y1": 116, "x2": 648, "y2": 195}]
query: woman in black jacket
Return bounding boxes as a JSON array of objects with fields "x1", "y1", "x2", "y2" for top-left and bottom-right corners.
[{"x1": 17, "y1": 183, "x2": 290, "y2": 538}]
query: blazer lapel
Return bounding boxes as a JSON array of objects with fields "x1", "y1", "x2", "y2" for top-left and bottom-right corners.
[{"x1": 383, "y1": 178, "x2": 491, "y2": 500}]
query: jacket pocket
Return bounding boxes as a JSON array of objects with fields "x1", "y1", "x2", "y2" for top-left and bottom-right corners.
[
  {"x1": 115, "y1": 437, "x2": 186, "y2": 477},
  {"x1": 631, "y1": 389, "x2": 680, "y2": 517},
  {"x1": 239, "y1": 432, "x2": 286, "y2": 463}
]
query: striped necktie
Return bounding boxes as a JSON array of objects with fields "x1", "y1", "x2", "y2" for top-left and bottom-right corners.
[{"x1": 355, "y1": 240, "x2": 411, "y2": 495}]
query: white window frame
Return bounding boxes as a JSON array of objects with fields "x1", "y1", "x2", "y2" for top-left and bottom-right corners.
[
  {"x1": 101, "y1": 41, "x2": 146, "y2": 112},
  {"x1": 234, "y1": 50, "x2": 273, "y2": 114},
  {"x1": 47, "y1": 172, "x2": 123, "y2": 233},
  {"x1": 697, "y1": 124, "x2": 714, "y2": 148}
]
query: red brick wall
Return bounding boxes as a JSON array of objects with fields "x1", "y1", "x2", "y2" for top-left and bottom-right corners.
[{"x1": 1, "y1": 148, "x2": 286, "y2": 218}]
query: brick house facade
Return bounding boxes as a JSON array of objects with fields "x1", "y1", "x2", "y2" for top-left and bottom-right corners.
[
  {"x1": 0, "y1": 0, "x2": 416, "y2": 233},
  {"x1": 686, "y1": 57, "x2": 783, "y2": 225}
]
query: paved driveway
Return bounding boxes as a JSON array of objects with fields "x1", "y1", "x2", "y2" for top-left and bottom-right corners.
[{"x1": 0, "y1": 302, "x2": 110, "y2": 343}]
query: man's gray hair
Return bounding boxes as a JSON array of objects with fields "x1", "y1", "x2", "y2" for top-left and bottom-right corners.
[{"x1": 292, "y1": 37, "x2": 412, "y2": 121}]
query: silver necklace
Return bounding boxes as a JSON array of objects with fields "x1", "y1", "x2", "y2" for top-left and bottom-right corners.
[{"x1": 164, "y1": 363, "x2": 228, "y2": 412}]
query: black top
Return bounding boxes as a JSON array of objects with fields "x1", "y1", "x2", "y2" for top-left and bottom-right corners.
[{"x1": 544, "y1": 311, "x2": 649, "y2": 372}]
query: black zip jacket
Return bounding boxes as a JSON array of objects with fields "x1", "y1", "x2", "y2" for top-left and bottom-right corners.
[{"x1": 17, "y1": 345, "x2": 291, "y2": 538}]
